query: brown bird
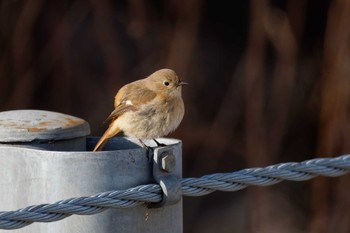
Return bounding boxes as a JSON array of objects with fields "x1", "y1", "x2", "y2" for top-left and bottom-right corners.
[{"x1": 93, "y1": 68, "x2": 186, "y2": 152}]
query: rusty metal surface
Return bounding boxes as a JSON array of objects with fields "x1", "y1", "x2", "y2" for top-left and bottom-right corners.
[{"x1": 0, "y1": 109, "x2": 90, "y2": 142}]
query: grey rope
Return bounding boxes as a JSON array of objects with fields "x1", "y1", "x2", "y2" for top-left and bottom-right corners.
[{"x1": 1, "y1": 155, "x2": 350, "y2": 230}]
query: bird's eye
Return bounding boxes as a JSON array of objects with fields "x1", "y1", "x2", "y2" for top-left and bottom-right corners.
[{"x1": 163, "y1": 81, "x2": 170, "y2": 86}]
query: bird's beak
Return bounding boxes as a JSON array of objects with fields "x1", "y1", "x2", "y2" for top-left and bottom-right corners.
[{"x1": 179, "y1": 81, "x2": 188, "y2": 86}]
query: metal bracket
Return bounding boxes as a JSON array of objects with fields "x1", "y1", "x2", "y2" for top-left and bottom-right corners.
[{"x1": 149, "y1": 146, "x2": 182, "y2": 208}]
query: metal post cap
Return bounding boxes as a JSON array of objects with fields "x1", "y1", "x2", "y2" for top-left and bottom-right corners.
[{"x1": 0, "y1": 109, "x2": 90, "y2": 142}]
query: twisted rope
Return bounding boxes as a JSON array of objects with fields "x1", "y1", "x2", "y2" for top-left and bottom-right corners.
[{"x1": 1, "y1": 155, "x2": 350, "y2": 230}]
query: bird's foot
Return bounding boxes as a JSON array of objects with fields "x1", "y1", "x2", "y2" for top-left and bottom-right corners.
[
  {"x1": 153, "y1": 139, "x2": 167, "y2": 147},
  {"x1": 139, "y1": 139, "x2": 167, "y2": 162}
]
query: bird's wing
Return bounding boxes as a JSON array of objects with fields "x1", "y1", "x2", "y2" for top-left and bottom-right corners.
[
  {"x1": 115, "y1": 81, "x2": 157, "y2": 106},
  {"x1": 105, "y1": 82, "x2": 157, "y2": 123},
  {"x1": 104, "y1": 104, "x2": 135, "y2": 123}
]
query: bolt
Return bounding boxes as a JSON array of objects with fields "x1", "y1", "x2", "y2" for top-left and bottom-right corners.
[{"x1": 160, "y1": 152, "x2": 175, "y2": 172}]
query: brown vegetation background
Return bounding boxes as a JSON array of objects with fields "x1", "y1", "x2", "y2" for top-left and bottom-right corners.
[{"x1": 1, "y1": 0, "x2": 350, "y2": 232}]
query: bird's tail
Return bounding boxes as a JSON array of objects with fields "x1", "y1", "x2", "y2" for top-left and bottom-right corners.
[{"x1": 93, "y1": 121, "x2": 121, "y2": 152}]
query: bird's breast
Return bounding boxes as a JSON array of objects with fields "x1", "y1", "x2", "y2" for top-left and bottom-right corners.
[{"x1": 115, "y1": 96, "x2": 184, "y2": 139}]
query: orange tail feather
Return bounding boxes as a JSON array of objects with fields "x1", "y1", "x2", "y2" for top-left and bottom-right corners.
[{"x1": 93, "y1": 121, "x2": 121, "y2": 152}]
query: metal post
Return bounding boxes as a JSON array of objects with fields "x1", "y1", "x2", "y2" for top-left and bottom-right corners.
[{"x1": 0, "y1": 110, "x2": 183, "y2": 233}]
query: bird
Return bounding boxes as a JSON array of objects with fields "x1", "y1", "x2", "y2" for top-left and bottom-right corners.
[{"x1": 93, "y1": 68, "x2": 186, "y2": 152}]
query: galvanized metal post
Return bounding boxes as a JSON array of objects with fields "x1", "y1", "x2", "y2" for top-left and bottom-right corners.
[{"x1": 0, "y1": 109, "x2": 183, "y2": 233}]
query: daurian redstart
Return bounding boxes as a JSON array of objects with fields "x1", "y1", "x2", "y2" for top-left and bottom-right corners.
[{"x1": 93, "y1": 68, "x2": 186, "y2": 151}]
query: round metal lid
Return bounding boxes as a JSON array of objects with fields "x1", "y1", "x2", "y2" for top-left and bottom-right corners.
[{"x1": 0, "y1": 109, "x2": 90, "y2": 142}]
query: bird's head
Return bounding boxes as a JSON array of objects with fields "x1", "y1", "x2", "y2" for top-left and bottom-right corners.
[{"x1": 146, "y1": 68, "x2": 187, "y2": 97}]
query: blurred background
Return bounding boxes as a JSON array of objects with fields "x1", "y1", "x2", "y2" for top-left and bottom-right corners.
[{"x1": 1, "y1": 0, "x2": 350, "y2": 232}]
